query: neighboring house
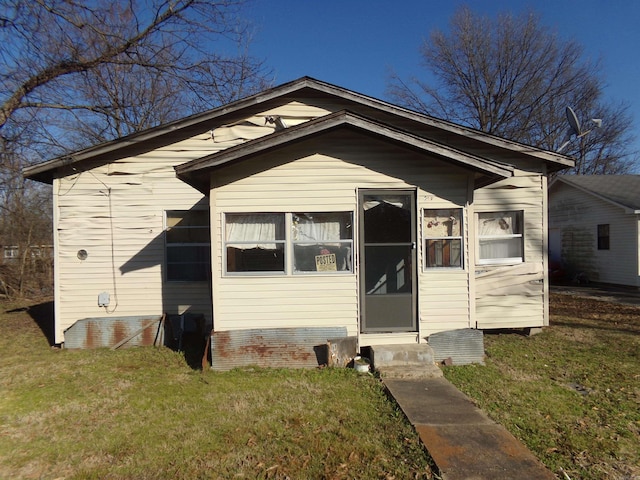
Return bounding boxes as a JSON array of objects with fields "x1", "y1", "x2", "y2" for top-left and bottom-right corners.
[
  {"x1": 23, "y1": 77, "x2": 574, "y2": 352},
  {"x1": 1, "y1": 245, "x2": 53, "y2": 263},
  {"x1": 1, "y1": 246, "x2": 19, "y2": 263},
  {"x1": 549, "y1": 175, "x2": 640, "y2": 287}
]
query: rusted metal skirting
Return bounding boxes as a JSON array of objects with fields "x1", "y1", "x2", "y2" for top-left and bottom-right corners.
[
  {"x1": 64, "y1": 315, "x2": 165, "y2": 349},
  {"x1": 210, "y1": 327, "x2": 348, "y2": 371}
]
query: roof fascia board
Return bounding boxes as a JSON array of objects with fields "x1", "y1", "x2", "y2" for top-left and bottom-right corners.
[
  {"x1": 555, "y1": 176, "x2": 638, "y2": 214},
  {"x1": 301, "y1": 79, "x2": 575, "y2": 168}
]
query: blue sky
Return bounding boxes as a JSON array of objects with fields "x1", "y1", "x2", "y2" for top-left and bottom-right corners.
[{"x1": 243, "y1": 0, "x2": 640, "y2": 158}]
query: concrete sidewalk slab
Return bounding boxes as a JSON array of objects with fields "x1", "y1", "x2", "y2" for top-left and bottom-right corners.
[{"x1": 384, "y1": 377, "x2": 556, "y2": 480}]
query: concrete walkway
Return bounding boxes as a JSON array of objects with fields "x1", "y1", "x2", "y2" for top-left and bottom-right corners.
[{"x1": 383, "y1": 377, "x2": 556, "y2": 480}]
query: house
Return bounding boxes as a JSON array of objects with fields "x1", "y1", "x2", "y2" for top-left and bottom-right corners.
[
  {"x1": 23, "y1": 77, "x2": 574, "y2": 359},
  {"x1": 548, "y1": 175, "x2": 640, "y2": 287},
  {"x1": 1, "y1": 244, "x2": 53, "y2": 263}
]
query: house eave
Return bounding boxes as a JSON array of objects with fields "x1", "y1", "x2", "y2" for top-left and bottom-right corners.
[
  {"x1": 24, "y1": 76, "x2": 570, "y2": 184},
  {"x1": 552, "y1": 176, "x2": 640, "y2": 214}
]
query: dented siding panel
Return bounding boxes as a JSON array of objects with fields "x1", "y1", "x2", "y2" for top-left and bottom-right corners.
[
  {"x1": 211, "y1": 102, "x2": 331, "y2": 143},
  {"x1": 53, "y1": 102, "x2": 324, "y2": 344},
  {"x1": 473, "y1": 174, "x2": 546, "y2": 328},
  {"x1": 54, "y1": 165, "x2": 211, "y2": 344}
]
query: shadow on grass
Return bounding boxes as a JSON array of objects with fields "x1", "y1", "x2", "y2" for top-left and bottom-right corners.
[
  {"x1": 174, "y1": 331, "x2": 209, "y2": 371},
  {"x1": 24, "y1": 300, "x2": 56, "y2": 346}
]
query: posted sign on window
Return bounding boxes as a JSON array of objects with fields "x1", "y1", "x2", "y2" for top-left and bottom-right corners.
[{"x1": 315, "y1": 253, "x2": 337, "y2": 272}]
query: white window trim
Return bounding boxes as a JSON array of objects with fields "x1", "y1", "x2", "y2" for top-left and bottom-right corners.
[
  {"x1": 223, "y1": 212, "x2": 286, "y2": 277},
  {"x1": 223, "y1": 211, "x2": 355, "y2": 276},
  {"x1": 476, "y1": 210, "x2": 524, "y2": 266},
  {"x1": 422, "y1": 208, "x2": 465, "y2": 271}
]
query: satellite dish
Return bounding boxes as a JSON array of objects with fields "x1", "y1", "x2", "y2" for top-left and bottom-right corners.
[
  {"x1": 566, "y1": 106, "x2": 582, "y2": 137},
  {"x1": 557, "y1": 107, "x2": 602, "y2": 153}
]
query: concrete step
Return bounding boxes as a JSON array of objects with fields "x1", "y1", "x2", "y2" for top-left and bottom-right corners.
[
  {"x1": 370, "y1": 343, "x2": 436, "y2": 367},
  {"x1": 370, "y1": 344, "x2": 443, "y2": 379},
  {"x1": 377, "y1": 364, "x2": 443, "y2": 379}
]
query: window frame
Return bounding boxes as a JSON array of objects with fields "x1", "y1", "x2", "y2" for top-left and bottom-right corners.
[
  {"x1": 223, "y1": 211, "x2": 354, "y2": 276},
  {"x1": 291, "y1": 212, "x2": 353, "y2": 275},
  {"x1": 224, "y1": 212, "x2": 287, "y2": 276},
  {"x1": 597, "y1": 224, "x2": 610, "y2": 250},
  {"x1": 476, "y1": 210, "x2": 525, "y2": 265},
  {"x1": 165, "y1": 209, "x2": 211, "y2": 283},
  {"x1": 422, "y1": 208, "x2": 464, "y2": 270}
]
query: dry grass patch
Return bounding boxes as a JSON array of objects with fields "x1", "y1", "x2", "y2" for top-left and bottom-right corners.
[
  {"x1": 444, "y1": 293, "x2": 640, "y2": 480},
  {"x1": 0, "y1": 300, "x2": 436, "y2": 479}
]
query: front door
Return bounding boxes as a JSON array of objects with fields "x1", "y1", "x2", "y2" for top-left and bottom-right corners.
[{"x1": 359, "y1": 190, "x2": 417, "y2": 332}]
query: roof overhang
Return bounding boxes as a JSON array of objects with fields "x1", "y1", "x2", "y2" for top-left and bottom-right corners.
[
  {"x1": 550, "y1": 176, "x2": 640, "y2": 214},
  {"x1": 23, "y1": 76, "x2": 572, "y2": 184},
  {"x1": 175, "y1": 110, "x2": 514, "y2": 194}
]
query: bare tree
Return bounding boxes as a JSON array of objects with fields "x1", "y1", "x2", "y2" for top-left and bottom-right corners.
[
  {"x1": 1, "y1": 0, "x2": 270, "y2": 153},
  {"x1": 387, "y1": 7, "x2": 637, "y2": 174},
  {"x1": 0, "y1": 1, "x2": 268, "y2": 135},
  {"x1": 0, "y1": 133, "x2": 52, "y2": 298},
  {"x1": 0, "y1": 0, "x2": 270, "y2": 298}
]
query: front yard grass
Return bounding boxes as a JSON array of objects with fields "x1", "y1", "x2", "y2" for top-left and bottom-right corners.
[
  {"x1": 444, "y1": 293, "x2": 640, "y2": 480},
  {"x1": 0, "y1": 300, "x2": 435, "y2": 479},
  {"x1": 2, "y1": 293, "x2": 638, "y2": 479}
]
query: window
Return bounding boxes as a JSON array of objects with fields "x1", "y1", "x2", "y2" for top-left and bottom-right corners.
[
  {"x1": 477, "y1": 211, "x2": 524, "y2": 264},
  {"x1": 597, "y1": 224, "x2": 610, "y2": 250},
  {"x1": 224, "y1": 212, "x2": 353, "y2": 275},
  {"x1": 3, "y1": 246, "x2": 18, "y2": 259},
  {"x1": 423, "y1": 209, "x2": 463, "y2": 268},
  {"x1": 225, "y1": 213, "x2": 286, "y2": 273},
  {"x1": 166, "y1": 210, "x2": 210, "y2": 281},
  {"x1": 292, "y1": 212, "x2": 353, "y2": 273}
]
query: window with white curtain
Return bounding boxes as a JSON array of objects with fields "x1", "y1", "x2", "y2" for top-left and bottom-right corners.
[
  {"x1": 224, "y1": 212, "x2": 353, "y2": 275},
  {"x1": 423, "y1": 208, "x2": 463, "y2": 268},
  {"x1": 225, "y1": 213, "x2": 286, "y2": 273},
  {"x1": 292, "y1": 212, "x2": 352, "y2": 273},
  {"x1": 477, "y1": 211, "x2": 524, "y2": 264},
  {"x1": 166, "y1": 210, "x2": 210, "y2": 281}
]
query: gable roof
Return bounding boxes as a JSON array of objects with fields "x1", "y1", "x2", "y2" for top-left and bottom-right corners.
[
  {"x1": 551, "y1": 175, "x2": 640, "y2": 213},
  {"x1": 176, "y1": 110, "x2": 514, "y2": 193},
  {"x1": 23, "y1": 76, "x2": 574, "y2": 184}
]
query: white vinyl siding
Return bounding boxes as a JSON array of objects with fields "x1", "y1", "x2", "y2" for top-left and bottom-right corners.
[
  {"x1": 52, "y1": 101, "x2": 326, "y2": 343},
  {"x1": 210, "y1": 135, "x2": 473, "y2": 339},
  {"x1": 473, "y1": 174, "x2": 546, "y2": 329},
  {"x1": 51, "y1": 94, "x2": 555, "y2": 345},
  {"x1": 54, "y1": 160, "x2": 211, "y2": 344},
  {"x1": 549, "y1": 181, "x2": 640, "y2": 287}
]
